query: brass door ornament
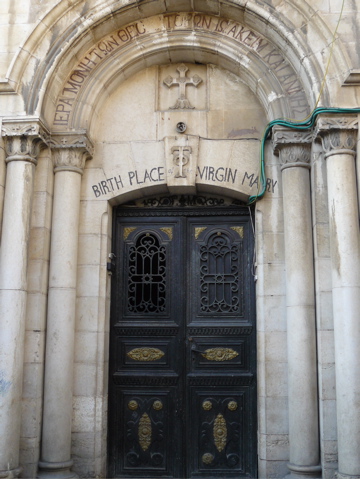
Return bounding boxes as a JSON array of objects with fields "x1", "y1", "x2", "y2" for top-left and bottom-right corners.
[
  {"x1": 127, "y1": 347, "x2": 165, "y2": 361},
  {"x1": 228, "y1": 400, "x2": 238, "y2": 411},
  {"x1": 202, "y1": 400, "x2": 212, "y2": 411},
  {"x1": 230, "y1": 226, "x2": 244, "y2": 238},
  {"x1": 201, "y1": 347, "x2": 239, "y2": 361},
  {"x1": 123, "y1": 227, "x2": 137, "y2": 240},
  {"x1": 138, "y1": 413, "x2": 152, "y2": 451},
  {"x1": 202, "y1": 453, "x2": 214, "y2": 464},
  {"x1": 128, "y1": 400, "x2": 139, "y2": 410},
  {"x1": 160, "y1": 227, "x2": 173, "y2": 240},
  {"x1": 214, "y1": 413, "x2": 227, "y2": 452},
  {"x1": 153, "y1": 400, "x2": 163, "y2": 410}
]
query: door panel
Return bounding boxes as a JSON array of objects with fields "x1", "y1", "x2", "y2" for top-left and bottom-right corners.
[{"x1": 108, "y1": 210, "x2": 256, "y2": 478}]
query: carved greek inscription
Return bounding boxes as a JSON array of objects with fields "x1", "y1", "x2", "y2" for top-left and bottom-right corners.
[{"x1": 53, "y1": 13, "x2": 308, "y2": 127}]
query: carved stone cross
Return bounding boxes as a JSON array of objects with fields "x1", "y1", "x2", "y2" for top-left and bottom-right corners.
[{"x1": 163, "y1": 64, "x2": 202, "y2": 109}]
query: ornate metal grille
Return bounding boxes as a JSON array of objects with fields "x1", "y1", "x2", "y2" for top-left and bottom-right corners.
[
  {"x1": 200, "y1": 232, "x2": 240, "y2": 313},
  {"x1": 127, "y1": 233, "x2": 166, "y2": 313}
]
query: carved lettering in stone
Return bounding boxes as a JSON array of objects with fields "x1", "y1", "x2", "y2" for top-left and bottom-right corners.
[
  {"x1": 53, "y1": 14, "x2": 309, "y2": 127},
  {"x1": 163, "y1": 64, "x2": 202, "y2": 109}
]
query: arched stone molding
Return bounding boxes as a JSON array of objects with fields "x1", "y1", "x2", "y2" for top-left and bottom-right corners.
[{"x1": 0, "y1": 0, "x2": 349, "y2": 120}]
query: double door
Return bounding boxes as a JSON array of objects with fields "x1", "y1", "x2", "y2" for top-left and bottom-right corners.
[{"x1": 108, "y1": 209, "x2": 256, "y2": 478}]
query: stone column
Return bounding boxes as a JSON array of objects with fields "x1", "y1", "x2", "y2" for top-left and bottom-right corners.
[
  {"x1": 316, "y1": 116, "x2": 360, "y2": 479},
  {"x1": 0, "y1": 119, "x2": 48, "y2": 478},
  {"x1": 273, "y1": 128, "x2": 321, "y2": 479},
  {"x1": 38, "y1": 132, "x2": 93, "y2": 479}
]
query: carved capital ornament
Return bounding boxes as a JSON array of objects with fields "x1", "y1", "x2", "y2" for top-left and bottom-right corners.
[
  {"x1": 315, "y1": 115, "x2": 358, "y2": 158},
  {"x1": 272, "y1": 127, "x2": 312, "y2": 170},
  {"x1": 49, "y1": 131, "x2": 94, "y2": 173},
  {"x1": 1, "y1": 117, "x2": 50, "y2": 165}
]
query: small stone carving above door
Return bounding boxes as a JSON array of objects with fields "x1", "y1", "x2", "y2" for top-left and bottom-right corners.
[{"x1": 159, "y1": 63, "x2": 206, "y2": 112}]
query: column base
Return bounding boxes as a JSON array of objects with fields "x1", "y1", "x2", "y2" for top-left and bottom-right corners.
[
  {"x1": 0, "y1": 467, "x2": 22, "y2": 478},
  {"x1": 335, "y1": 473, "x2": 360, "y2": 479},
  {"x1": 285, "y1": 463, "x2": 322, "y2": 479},
  {"x1": 37, "y1": 460, "x2": 78, "y2": 479}
]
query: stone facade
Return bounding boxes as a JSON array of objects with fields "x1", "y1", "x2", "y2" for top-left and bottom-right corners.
[{"x1": 0, "y1": 1, "x2": 360, "y2": 478}]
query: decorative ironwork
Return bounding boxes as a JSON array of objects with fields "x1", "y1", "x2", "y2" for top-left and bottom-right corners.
[
  {"x1": 228, "y1": 401, "x2": 238, "y2": 411},
  {"x1": 138, "y1": 413, "x2": 152, "y2": 451},
  {"x1": 200, "y1": 231, "x2": 240, "y2": 313},
  {"x1": 187, "y1": 327, "x2": 251, "y2": 335},
  {"x1": 213, "y1": 413, "x2": 227, "y2": 452},
  {"x1": 128, "y1": 400, "x2": 139, "y2": 410},
  {"x1": 127, "y1": 347, "x2": 165, "y2": 361},
  {"x1": 113, "y1": 374, "x2": 179, "y2": 386},
  {"x1": 116, "y1": 327, "x2": 178, "y2": 336},
  {"x1": 195, "y1": 227, "x2": 207, "y2": 239},
  {"x1": 202, "y1": 453, "x2": 214, "y2": 465},
  {"x1": 141, "y1": 195, "x2": 227, "y2": 207},
  {"x1": 153, "y1": 400, "x2": 163, "y2": 410},
  {"x1": 159, "y1": 227, "x2": 173, "y2": 240},
  {"x1": 201, "y1": 347, "x2": 239, "y2": 361},
  {"x1": 230, "y1": 226, "x2": 244, "y2": 238},
  {"x1": 202, "y1": 400, "x2": 212, "y2": 411},
  {"x1": 127, "y1": 233, "x2": 167, "y2": 314},
  {"x1": 123, "y1": 227, "x2": 137, "y2": 240}
]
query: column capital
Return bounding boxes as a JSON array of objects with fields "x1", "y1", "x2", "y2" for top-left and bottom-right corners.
[
  {"x1": 272, "y1": 127, "x2": 313, "y2": 171},
  {"x1": 49, "y1": 131, "x2": 94, "y2": 174},
  {"x1": 1, "y1": 117, "x2": 50, "y2": 165},
  {"x1": 315, "y1": 115, "x2": 358, "y2": 158}
]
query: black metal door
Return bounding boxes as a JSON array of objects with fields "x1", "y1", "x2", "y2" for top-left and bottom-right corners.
[{"x1": 108, "y1": 208, "x2": 256, "y2": 478}]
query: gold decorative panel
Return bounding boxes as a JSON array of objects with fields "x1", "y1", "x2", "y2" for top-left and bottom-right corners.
[
  {"x1": 160, "y1": 227, "x2": 173, "y2": 240},
  {"x1": 194, "y1": 227, "x2": 207, "y2": 239},
  {"x1": 230, "y1": 226, "x2": 244, "y2": 238},
  {"x1": 138, "y1": 413, "x2": 152, "y2": 451},
  {"x1": 127, "y1": 347, "x2": 165, "y2": 361},
  {"x1": 214, "y1": 413, "x2": 227, "y2": 452},
  {"x1": 201, "y1": 347, "x2": 239, "y2": 361},
  {"x1": 123, "y1": 227, "x2": 137, "y2": 240}
]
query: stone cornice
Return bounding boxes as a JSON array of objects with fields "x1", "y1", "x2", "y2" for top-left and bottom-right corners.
[
  {"x1": 272, "y1": 126, "x2": 312, "y2": 170},
  {"x1": 49, "y1": 131, "x2": 94, "y2": 174},
  {"x1": 1, "y1": 117, "x2": 50, "y2": 164},
  {"x1": 315, "y1": 115, "x2": 358, "y2": 158}
]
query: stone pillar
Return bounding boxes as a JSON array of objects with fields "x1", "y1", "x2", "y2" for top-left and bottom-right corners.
[
  {"x1": 273, "y1": 128, "x2": 321, "y2": 479},
  {"x1": 316, "y1": 116, "x2": 360, "y2": 479},
  {"x1": 38, "y1": 132, "x2": 93, "y2": 479},
  {"x1": 0, "y1": 119, "x2": 48, "y2": 478}
]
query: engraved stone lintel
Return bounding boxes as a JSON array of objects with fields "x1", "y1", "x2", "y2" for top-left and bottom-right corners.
[
  {"x1": 315, "y1": 115, "x2": 358, "y2": 158},
  {"x1": 49, "y1": 131, "x2": 94, "y2": 173},
  {"x1": 272, "y1": 126, "x2": 312, "y2": 170},
  {"x1": 2, "y1": 117, "x2": 50, "y2": 164}
]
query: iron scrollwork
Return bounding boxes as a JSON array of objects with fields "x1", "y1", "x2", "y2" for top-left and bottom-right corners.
[{"x1": 127, "y1": 232, "x2": 167, "y2": 314}]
